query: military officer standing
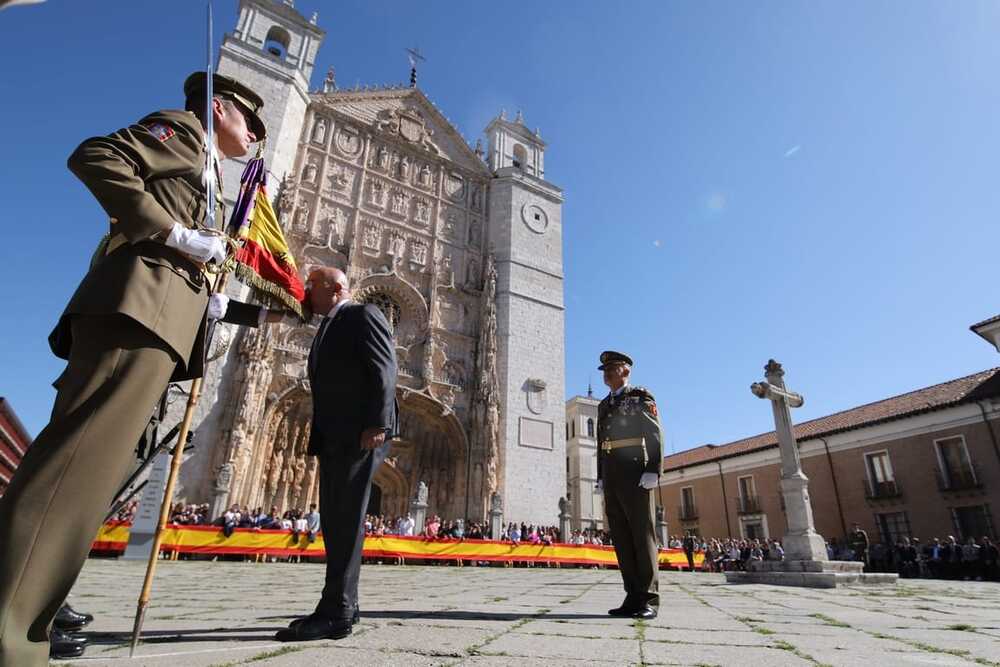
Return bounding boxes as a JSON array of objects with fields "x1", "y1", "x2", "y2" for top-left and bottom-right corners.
[
  {"x1": 596, "y1": 351, "x2": 664, "y2": 619},
  {"x1": 0, "y1": 73, "x2": 269, "y2": 666}
]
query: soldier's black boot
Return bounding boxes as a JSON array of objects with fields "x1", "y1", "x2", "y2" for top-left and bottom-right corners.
[
  {"x1": 49, "y1": 628, "x2": 87, "y2": 659},
  {"x1": 54, "y1": 603, "x2": 93, "y2": 632}
]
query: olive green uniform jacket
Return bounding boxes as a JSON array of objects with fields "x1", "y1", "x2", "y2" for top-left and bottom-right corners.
[
  {"x1": 597, "y1": 386, "x2": 664, "y2": 484},
  {"x1": 49, "y1": 109, "x2": 228, "y2": 381}
]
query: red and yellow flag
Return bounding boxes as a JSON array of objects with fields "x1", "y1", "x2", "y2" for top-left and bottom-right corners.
[{"x1": 227, "y1": 157, "x2": 307, "y2": 319}]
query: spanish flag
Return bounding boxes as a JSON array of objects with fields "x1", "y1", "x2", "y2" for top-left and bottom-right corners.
[{"x1": 227, "y1": 157, "x2": 307, "y2": 319}]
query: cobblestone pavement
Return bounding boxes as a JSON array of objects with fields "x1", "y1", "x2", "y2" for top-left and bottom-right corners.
[{"x1": 57, "y1": 559, "x2": 1000, "y2": 666}]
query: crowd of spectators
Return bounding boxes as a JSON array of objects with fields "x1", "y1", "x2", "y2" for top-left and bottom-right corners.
[
  {"x1": 112, "y1": 499, "x2": 139, "y2": 523},
  {"x1": 361, "y1": 514, "x2": 569, "y2": 544},
  {"x1": 168, "y1": 503, "x2": 210, "y2": 525},
  {"x1": 668, "y1": 536, "x2": 785, "y2": 572},
  {"x1": 213, "y1": 503, "x2": 321, "y2": 542},
  {"x1": 843, "y1": 535, "x2": 1000, "y2": 581}
]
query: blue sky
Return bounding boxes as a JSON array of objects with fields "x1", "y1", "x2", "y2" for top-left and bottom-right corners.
[{"x1": 2, "y1": 1, "x2": 999, "y2": 454}]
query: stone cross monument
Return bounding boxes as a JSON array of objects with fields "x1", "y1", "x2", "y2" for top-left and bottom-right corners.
[
  {"x1": 725, "y1": 360, "x2": 897, "y2": 587},
  {"x1": 750, "y1": 359, "x2": 827, "y2": 561}
]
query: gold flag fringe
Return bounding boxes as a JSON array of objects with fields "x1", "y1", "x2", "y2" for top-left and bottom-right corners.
[{"x1": 233, "y1": 262, "x2": 309, "y2": 321}]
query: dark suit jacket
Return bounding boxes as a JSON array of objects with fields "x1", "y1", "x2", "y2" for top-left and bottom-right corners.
[{"x1": 307, "y1": 302, "x2": 397, "y2": 456}]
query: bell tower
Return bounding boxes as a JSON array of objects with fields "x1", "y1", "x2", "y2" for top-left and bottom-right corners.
[
  {"x1": 484, "y1": 111, "x2": 566, "y2": 524},
  {"x1": 216, "y1": 0, "x2": 325, "y2": 199}
]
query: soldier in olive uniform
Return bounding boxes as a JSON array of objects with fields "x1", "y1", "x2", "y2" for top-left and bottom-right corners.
[
  {"x1": 0, "y1": 73, "x2": 270, "y2": 666},
  {"x1": 596, "y1": 351, "x2": 664, "y2": 619}
]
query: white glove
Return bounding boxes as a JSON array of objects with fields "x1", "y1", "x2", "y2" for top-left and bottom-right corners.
[
  {"x1": 165, "y1": 223, "x2": 227, "y2": 264},
  {"x1": 594, "y1": 479, "x2": 603, "y2": 494},
  {"x1": 207, "y1": 294, "x2": 229, "y2": 320},
  {"x1": 639, "y1": 472, "x2": 659, "y2": 490}
]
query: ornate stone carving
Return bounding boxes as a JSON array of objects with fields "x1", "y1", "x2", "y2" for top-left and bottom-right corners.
[
  {"x1": 526, "y1": 378, "x2": 548, "y2": 415},
  {"x1": 334, "y1": 124, "x2": 363, "y2": 158},
  {"x1": 362, "y1": 221, "x2": 383, "y2": 255},
  {"x1": 389, "y1": 188, "x2": 409, "y2": 216},
  {"x1": 414, "y1": 197, "x2": 431, "y2": 226},
  {"x1": 214, "y1": 462, "x2": 234, "y2": 492},
  {"x1": 293, "y1": 200, "x2": 310, "y2": 232},
  {"x1": 387, "y1": 230, "x2": 406, "y2": 259},
  {"x1": 326, "y1": 163, "x2": 354, "y2": 196},
  {"x1": 302, "y1": 159, "x2": 318, "y2": 185},
  {"x1": 468, "y1": 219, "x2": 482, "y2": 249},
  {"x1": 312, "y1": 117, "x2": 327, "y2": 144},
  {"x1": 445, "y1": 171, "x2": 465, "y2": 201},
  {"x1": 276, "y1": 175, "x2": 299, "y2": 224},
  {"x1": 409, "y1": 239, "x2": 428, "y2": 267},
  {"x1": 368, "y1": 178, "x2": 386, "y2": 208},
  {"x1": 373, "y1": 106, "x2": 441, "y2": 155},
  {"x1": 470, "y1": 255, "x2": 501, "y2": 500},
  {"x1": 418, "y1": 163, "x2": 432, "y2": 188}
]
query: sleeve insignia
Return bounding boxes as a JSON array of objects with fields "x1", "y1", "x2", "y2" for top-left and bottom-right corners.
[{"x1": 144, "y1": 122, "x2": 176, "y2": 143}]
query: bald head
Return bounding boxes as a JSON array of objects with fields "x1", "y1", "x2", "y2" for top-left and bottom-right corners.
[{"x1": 306, "y1": 266, "x2": 350, "y2": 314}]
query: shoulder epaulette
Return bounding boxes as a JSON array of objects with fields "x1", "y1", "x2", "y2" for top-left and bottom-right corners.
[{"x1": 626, "y1": 386, "x2": 656, "y2": 401}]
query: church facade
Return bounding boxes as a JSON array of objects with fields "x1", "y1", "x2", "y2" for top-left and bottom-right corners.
[{"x1": 173, "y1": 0, "x2": 566, "y2": 527}]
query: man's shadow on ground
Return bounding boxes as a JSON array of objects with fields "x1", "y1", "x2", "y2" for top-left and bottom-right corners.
[{"x1": 84, "y1": 610, "x2": 614, "y2": 647}]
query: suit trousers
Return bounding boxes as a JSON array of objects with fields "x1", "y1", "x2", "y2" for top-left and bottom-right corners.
[
  {"x1": 314, "y1": 443, "x2": 386, "y2": 621},
  {"x1": 0, "y1": 315, "x2": 178, "y2": 667},
  {"x1": 604, "y1": 457, "x2": 660, "y2": 608}
]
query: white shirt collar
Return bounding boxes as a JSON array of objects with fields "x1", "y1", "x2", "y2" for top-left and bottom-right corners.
[
  {"x1": 611, "y1": 382, "x2": 629, "y2": 398},
  {"x1": 327, "y1": 297, "x2": 353, "y2": 319}
]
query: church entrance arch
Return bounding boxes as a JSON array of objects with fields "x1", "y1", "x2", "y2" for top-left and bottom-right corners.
[
  {"x1": 236, "y1": 385, "x2": 469, "y2": 521},
  {"x1": 388, "y1": 388, "x2": 469, "y2": 521}
]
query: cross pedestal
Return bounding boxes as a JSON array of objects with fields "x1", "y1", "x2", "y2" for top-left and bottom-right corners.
[{"x1": 725, "y1": 360, "x2": 897, "y2": 588}]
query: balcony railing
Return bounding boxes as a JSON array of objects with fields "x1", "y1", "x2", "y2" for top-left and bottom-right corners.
[
  {"x1": 735, "y1": 495, "x2": 761, "y2": 514},
  {"x1": 936, "y1": 462, "x2": 983, "y2": 492},
  {"x1": 863, "y1": 478, "x2": 902, "y2": 500},
  {"x1": 678, "y1": 504, "x2": 698, "y2": 521}
]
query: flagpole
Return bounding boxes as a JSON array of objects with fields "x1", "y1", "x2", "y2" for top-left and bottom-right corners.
[{"x1": 129, "y1": 2, "x2": 219, "y2": 656}]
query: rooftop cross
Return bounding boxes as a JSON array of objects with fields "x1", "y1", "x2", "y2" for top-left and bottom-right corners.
[{"x1": 406, "y1": 47, "x2": 425, "y2": 87}]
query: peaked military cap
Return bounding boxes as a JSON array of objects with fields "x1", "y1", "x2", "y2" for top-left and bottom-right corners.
[
  {"x1": 598, "y1": 350, "x2": 633, "y2": 370},
  {"x1": 183, "y1": 72, "x2": 266, "y2": 141}
]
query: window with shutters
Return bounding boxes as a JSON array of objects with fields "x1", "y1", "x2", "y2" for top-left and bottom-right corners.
[
  {"x1": 875, "y1": 511, "x2": 911, "y2": 544},
  {"x1": 864, "y1": 450, "x2": 900, "y2": 498},
  {"x1": 934, "y1": 436, "x2": 979, "y2": 491},
  {"x1": 952, "y1": 505, "x2": 995, "y2": 541}
]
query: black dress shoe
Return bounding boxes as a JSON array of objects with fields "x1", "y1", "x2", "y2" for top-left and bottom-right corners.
[
  {"x1": 630, "y1": 605, "x2": 657, "y2": 619},
  {"x1": 275, "y1": 615, "x2": 351, "y2": 642},
  {"x1": 54, "y1": 603, "x2": 93, "y2": 632},
  {"x1": 291, "y1": 605, "x2": 359, "y2": 628},
  {"x1": 50, "y1": 628, "x2": 87, "y2": 659},
  {"x1": 608, "y1": 604, "x2": 635, "y2": 617}
]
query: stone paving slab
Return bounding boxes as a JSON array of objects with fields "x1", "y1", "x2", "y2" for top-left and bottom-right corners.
[{"x1": 52, "y1": 559, "x2": 1000, "y2": 666}]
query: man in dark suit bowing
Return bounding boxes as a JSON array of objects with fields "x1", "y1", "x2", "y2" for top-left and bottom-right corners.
[{"x1": 276, "y1": 266, "x2": 398, "y2": 643}]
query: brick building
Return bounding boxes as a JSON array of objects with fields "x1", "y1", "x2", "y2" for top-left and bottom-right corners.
[
  {"x1": 0, "y1": 398, "x2": 31, "y2": 497},
  {"x1": 659, "y1": 367, "x2": 1000, "y2": 547}
]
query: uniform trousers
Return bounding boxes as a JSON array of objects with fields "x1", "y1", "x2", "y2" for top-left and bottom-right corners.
[
  {"x1": 604, "y1": 456, "x2": 660, "y2": 608},
  {"x1": 314, "y1": 442, "x2": 386, "y2": 621},
  {"x1": 0, "y1": 315, "x2": 178, "y2": 666}
]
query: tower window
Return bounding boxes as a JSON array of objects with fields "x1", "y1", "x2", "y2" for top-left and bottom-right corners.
[
  {"x1": 264, "y1": 26, "x2": 291, "y2": 60},
  {"x1": 512, "y1": 144, "x2": 527, "y2": 170}
]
